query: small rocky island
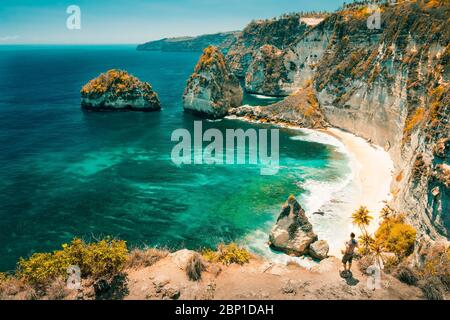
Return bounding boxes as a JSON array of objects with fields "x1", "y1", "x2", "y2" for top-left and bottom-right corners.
[
  {"x1": 269, "y1": 195, "x2": 329, "y2": 260},
  {"x1": 183, "y1": 46, "x2": 243, "y2": 119},
  {"x1": 80, "y1": 69, "x2": 160, "y2": 111}
]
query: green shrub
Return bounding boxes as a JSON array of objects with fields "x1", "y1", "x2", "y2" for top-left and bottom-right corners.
[
  {"x1": 18, "y1": 237, "x2": 128, "y2": 287},
  {"x1": 202, "y1": 243, "x2": 251, "y2": 265}
]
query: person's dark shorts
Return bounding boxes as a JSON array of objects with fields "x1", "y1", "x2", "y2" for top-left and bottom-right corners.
[{"x1": 342, "y1": 253, "x2": 353, "y2": 264}]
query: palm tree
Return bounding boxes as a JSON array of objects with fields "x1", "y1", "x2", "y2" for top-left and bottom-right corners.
[
  {"x1": 352, "y1": 206, "x2": 373, "y2": 233},
  {"x1": 380, "y1": 205, "x2": 394, "y2": 220},
  {"x1": 370, "y1": 240, "x2": 385, "y2": 269},
  {"x1": 359, "y1": 232, "x2": 375, "y2": 248}
]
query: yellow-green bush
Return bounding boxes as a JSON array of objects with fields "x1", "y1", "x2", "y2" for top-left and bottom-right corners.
[
  {"x1": 202, "y1": 243, "x2": 251, "y2": 265},
  {"x1": 419, "y1": 244, "x2": 450, "y2": 290},
  {"x1": 17, "y1": 238, "x2": 128, "y2": 287},
  {"x1": 375, "y1": 216, "x2": 416, "y2": 258}
]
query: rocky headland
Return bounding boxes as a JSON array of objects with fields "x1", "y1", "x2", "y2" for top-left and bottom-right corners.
[
  {"x1": 137, "y1": 31, "x2": 240, "y2": 53},
  {"x1": 81, "y1": 69, "x2": 160, "y2": 111},
  {"x1": 183, "y1": 46, "x2": 243, "y2": 118}
]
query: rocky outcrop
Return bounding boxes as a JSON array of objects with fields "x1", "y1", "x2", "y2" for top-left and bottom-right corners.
[
  {"x1": 269, "y1": 196, "x2": 318, "y2": 256},
  {"x1": 229, "y1": 84, "x2": 327, "y2": 129},
  {"x1": 137, "y1": 31, "x2": 240, "y2": 53},
  {"x1": 183, "y1": 46, "x2": 243, "y2": 119},
  {"x1": 80, "y1": 69, "x2": 160, "y2": 111},
  {"x1": 309, "y1": 240, "x2": 329, "y2": 260}
]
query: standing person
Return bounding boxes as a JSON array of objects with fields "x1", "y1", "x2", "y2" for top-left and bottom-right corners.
[{"x1": 342, "y1": 233, "x2": 358, "y2": 274}]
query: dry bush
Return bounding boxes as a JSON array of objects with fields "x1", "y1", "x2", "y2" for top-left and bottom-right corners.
[
  {"x1": 45, "y1": 277, "x2": 69, "y2": 300},
  {"x1": 394, "y1": 265, "x2": 419, "y2": 286},
  {"x1": 126, "y1": 248, "x2": 169, "y2": 269},
  {"x1": 419, "y1": 277, "x2": 445, "y2": 300},
  {"x1": 186, "y1": 253, "x2": 205, "y2": 281},
  {"x1": 0, "y1": 274, "x2": 26, "y2": 299}
]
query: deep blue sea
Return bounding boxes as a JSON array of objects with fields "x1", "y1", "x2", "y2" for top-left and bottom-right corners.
[{"x1": 0, "y1": 45, "x2": 351, "y2": 271}]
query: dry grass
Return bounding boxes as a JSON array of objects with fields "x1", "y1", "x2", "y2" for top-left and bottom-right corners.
[
  {"x1": 0, "y1": 275, "x2": 36, "y2": 300},
  {"x1": 45, "y1": 278, "x2": 69, "y2": 300},
  {"x1": 186, "y1": 253, "x2": 206, "y2": 281},
  {"x1": 126, "y1": 248, "x2": 169, "y2": 269},
  {"x1": 395, "y1": 265, "x2": 419, "y2": 286}
]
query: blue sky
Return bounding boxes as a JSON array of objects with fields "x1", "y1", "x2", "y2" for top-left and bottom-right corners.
[{"x1": 0, "y1": 0, "x2": 347, "y2": 44}]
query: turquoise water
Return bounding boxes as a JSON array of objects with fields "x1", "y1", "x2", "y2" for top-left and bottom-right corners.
[{"x1": 0, "y1": 45, "x2": 351, "y2": 271}]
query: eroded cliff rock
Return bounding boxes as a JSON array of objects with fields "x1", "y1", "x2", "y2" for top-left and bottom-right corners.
[
  {"x1": 81, "y1": 69, "x2": 160, "y2": 111},
  {"x1": 183, "y1": 46, "x2": 243, "y2": 118},
  {"x1": 229, "y1": 84, "x2": 327, "y2": 128},
  {"x1": 269, "y1": 196, "x2": 318, "y2": 256},
  {"x1": 245, "y1": 45, "x2": 297, "y2": 96},
  {"x1": 240, "y1": 1, "x2": 449, "y2": 240},
  {"x1": 311, "y1": 2, "x2": 450, "y2": 240},
  {"x1": 226, "y1": 13, "x2": 316, "y2": 77}
]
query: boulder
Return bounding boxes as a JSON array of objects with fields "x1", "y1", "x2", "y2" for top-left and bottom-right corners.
[
  {"x1": 269, "y1": 195, "x2": 318, "y2": 256},
  {"x1": 81, "y1": 69, "x2": 160, "y2": 111},
  {"x1": 183, "y1": 46, "x2": 243, "y2": 119},
  {"x1": 309, "y1": 240, "x2": 329, "y2": 260},
  {"x1": 169, "y1": 249, "x2": 198, "y2": 270}
]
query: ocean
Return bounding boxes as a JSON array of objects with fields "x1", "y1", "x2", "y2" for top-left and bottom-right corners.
[{"x1": 0, "y1": 45, "x2": 353, "y2": 271}]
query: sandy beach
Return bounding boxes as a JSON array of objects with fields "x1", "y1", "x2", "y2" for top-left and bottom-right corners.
[{"x1": 322, "y1": 127, "x2": 394, "y2": 254}]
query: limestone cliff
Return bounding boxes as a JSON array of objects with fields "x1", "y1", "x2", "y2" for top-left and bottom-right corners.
[
  {"x1": 312, "y1": 1, "x2": 449, "y2": 240},
  {"x1": 183, "y1": 46, "x2": 243, "y2": 119},
  {"x1": 80, "y1": 69, "x2": 160, "y2": 111},
  {"x1": 237, "y1": 1, "x2": 450, "y2": 241},
  {"x1": 226, "y1": 13, "x2": 319, "y2": 78}
]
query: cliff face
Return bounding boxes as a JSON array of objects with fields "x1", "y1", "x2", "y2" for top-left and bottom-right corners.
[
  {"x1": 238, "y1": 1, "x2": 450, "y2": 240},
  {"x1": 225, "y1": 14, "x2": 317, "y2": 78},
  {"x1": 183, "y1": 46, "x2": 243, "y2": 118},
  {"x1": 137, "y1": 31, "x2": 240, "y2": 53},
  {"x1": 313, "y1": 1, "x2": 449, "y2": 240}
]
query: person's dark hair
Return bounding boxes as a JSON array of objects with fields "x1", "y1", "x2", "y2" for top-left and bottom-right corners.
[{"x1": 350, "y1": 232, "x2": 355, "y2": 238}]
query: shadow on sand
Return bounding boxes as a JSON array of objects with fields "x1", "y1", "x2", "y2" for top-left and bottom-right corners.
[{"x1": 340, "y1": 270, "x2": 360, "y2": 286}]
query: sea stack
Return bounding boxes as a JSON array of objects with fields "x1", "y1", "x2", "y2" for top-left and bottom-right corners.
[
  {"x1": 269, "y1": 195, "x2": 318, "y2": 256},
  {"x1": 183, "y1": 46, "x2": 243, "y2": 119},
  {"x1": 80, "y1": 69, "x2": 160, "y2": 111}
]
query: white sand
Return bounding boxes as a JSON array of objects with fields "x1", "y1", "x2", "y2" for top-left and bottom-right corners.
[
  {"x1": 323, "y1": 128, "x2": 394, "y2": 254},
  {"x1": 229, "y1": 115, "x2": 395, "y2": 261}
]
